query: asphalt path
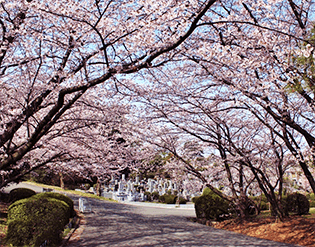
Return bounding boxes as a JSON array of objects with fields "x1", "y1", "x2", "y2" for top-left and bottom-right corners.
[
  {"x1": 68, "y1": 197, "x2": 299, "y2": 247},
  {"x1": 2, "y1": 183, "x2": 299, "y2": 247}
]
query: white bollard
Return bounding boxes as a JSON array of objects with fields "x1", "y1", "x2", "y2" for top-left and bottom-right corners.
[{"x1": 79, "y1": 197, "x2": 92, "y2": 213}]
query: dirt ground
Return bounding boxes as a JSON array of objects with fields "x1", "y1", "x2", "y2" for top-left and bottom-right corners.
[{"x1": 212, "y1": 216, "x2": 315, "y2": 247}]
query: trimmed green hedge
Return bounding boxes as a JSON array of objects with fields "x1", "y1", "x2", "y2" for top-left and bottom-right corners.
[
  {"x1": 158, "y1": 194, "x2": 187, "y2": 204},
  {"x1": 195, "y1": 190, "x2": 230, "y2": 221},
  {"x1": 6, "y1": 197, "x2": 70, "y2": 247},
  {"x1": 9, "y1": 187, "x2": 36, "y2": 203},
  {"x1": 159, "y1": 194, "x2": 176, "y2": 204},
  {"x1": 283, "y1": 193, "x2": 309, "y2": 215},
  {"x1": 32, "y1": 192, "x2": 75, "y2": 217}
]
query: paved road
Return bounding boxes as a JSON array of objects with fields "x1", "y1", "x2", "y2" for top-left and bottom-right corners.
[
  {"x1": 2, "y1": 183, "x2": 299, "y2": 246},
  {"x1": 68, "y1": 197, "x2": 299, "y2": 247},
  {"x1": 1, "y1": 182, "x2": 45, "y2": 193}
]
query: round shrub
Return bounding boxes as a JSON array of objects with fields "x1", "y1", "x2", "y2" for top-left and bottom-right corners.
[
  {"x1": 195, "y1": 190, "x2": 231, "y2": 221},
  {"x1": 202, "y1": 187, "x2": 212, "y2": 196},
  {"x1": 284, "y1": 193, "x2": 310, "y2": 215},
  {"x1": 32, "y1": 192, "x2": 75, "y2": 217},
  {"x1": 6, "y1": 197, "x2": 70, "y2": 246},
  {"x1": 9, "y1": 187, "x2": 36, "y2": 203},
  {"x1": 191, "y1": 196, "x2": 200, "y2": 204}
]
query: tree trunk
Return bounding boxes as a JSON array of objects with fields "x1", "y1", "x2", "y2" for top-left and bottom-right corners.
[
  {"x1": 96, "y1": 178, "x2": 102, "y2": 197},
  {"x1": 59, "y1": 172, "x2": 65, "y2": 190}
]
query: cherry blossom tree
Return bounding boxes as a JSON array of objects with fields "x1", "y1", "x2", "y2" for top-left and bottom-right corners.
[
  {"x1": 0, "y1": 91, "x2": 154, "y2": 189},
  {"x1": 115, "y1": 0, "x2": 315, "y2": 218},
  {"x1": 131, "y1": 83, "x2": 295, "y2": 218},
  {"x1": 0, "y1": 0, "x2": 218, "y2": 188},
  {"x1": 2, "y1": 0, "x2": 315, "y2": 215},
  {"x1": 180, "y1": 0, "x2": 315, "y2": 194}
]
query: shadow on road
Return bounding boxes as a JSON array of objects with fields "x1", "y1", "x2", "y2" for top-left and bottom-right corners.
[{"x1": 68, "y1": 197, "x2": 297, "y2": 247}]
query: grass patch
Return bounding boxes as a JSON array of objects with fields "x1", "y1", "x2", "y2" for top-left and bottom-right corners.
[
  {"x1": 62, "y1": 227, "x2": 72, "y2": 238},
  {"x1": 303, "y1": 207, "x2": 315, "y2": 218},
  {"x1": 254, "y1": 210, "x2": 272, "y2": 219},
  {"x1": 24, "y1": 181, "x2": 117, "y2": 202}
]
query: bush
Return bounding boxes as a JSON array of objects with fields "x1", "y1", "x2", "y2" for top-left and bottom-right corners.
[
  {"x1": 9, "y1": 187, "x2": 36, "y2": 203},
  {"x1": 158, "y1": 194, "x2": 187, "y2": 204},
  {"x1": 306, "y1": 193, "x2": 315, "y2": 200},
  {"x1": 6, "y1": 197, "x2": 70, "y2": 246},
  {"x1": 191, "y1": 196, "x2": 200, "y2": 204},
  {"x1": 259, "y1": 201, "x2": 269, "y2": 211},
  {"x1": 250, "y1": 194, "x2": 269, "y2": 211},
  {"x1": 159, "y1": 194, "x2": 176, "y2": 204},
  {"x1": 151, "y1": 191, "x2": 160, "y2": 201},
  {"x1": 83, "y1": 183, "x2": 91, "y2": 190},
  {"x1": 306, "y1": 193, "x2": 315, "y2": 207},
  {"x1": 32, "y1": 192, "x2": 75, "y2": 217},
  {"x1": 202, "y1": 187, "x2": 212, "y2": 196},
  {"x1": 195, "y1": 190, "x2": 231, "y2": 221},
  {"x1": 144, "y1": 191, "x2": 152, "y2": 202},
  {"x1": 283, "y1": 193, "x2": 310, "y2": 215},
  {"x1": 165, "y1": 194, "x2": 176, "y2": 204}
]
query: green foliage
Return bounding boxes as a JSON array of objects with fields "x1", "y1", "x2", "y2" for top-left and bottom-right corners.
[
  {"x1": 151, "y1": 191, "x2": 160, "y2": 201},
  {"x1": 195, "y1": 190, "x2": 231, "y2": 221},
  {"x1": 306, "y1": 193, "x2": 315, "y2": 207},
  {"x1": 159, "y1": 194, "x2": 176, "y2": 204},
  {"x1": 259, "y1": 201, "x2": 269, "y2": 211},
  {"x1": 283, "y1": 193, "x2": 310, "y2": 215},
  {"x1": 202, "y1": 187, "x2": 212, "y2": 196},
  {"x1": 144, "y1": 191, "x2": 152, "y2": 201},
  {"x1": 250, "y1": 194, "x2": 269, "y2": 211},
  {"x1": 32, "y1": 192, "x2": 75, "y2": 217},
  {"x1": 6, "y1": 197, "x2": 70, "y2": 246},
  {"x1": 286, "y1": 25, "x2": 315, "y2": 94},
  {"x1": 191, "y1": 196, "x2": 200, "y2": 204},
  {"x1": 83, "y1": 183, "x2": 91, "y2": 190},
  {"x1": 9, "y1": 187, "x2": 36, "y2": 203},
  {"x1": 157, "y1": 192, "x2": 187, "y2": 204},
  {"x1": 306, "y1": 193, "x2": 315, "y2": 200}
]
